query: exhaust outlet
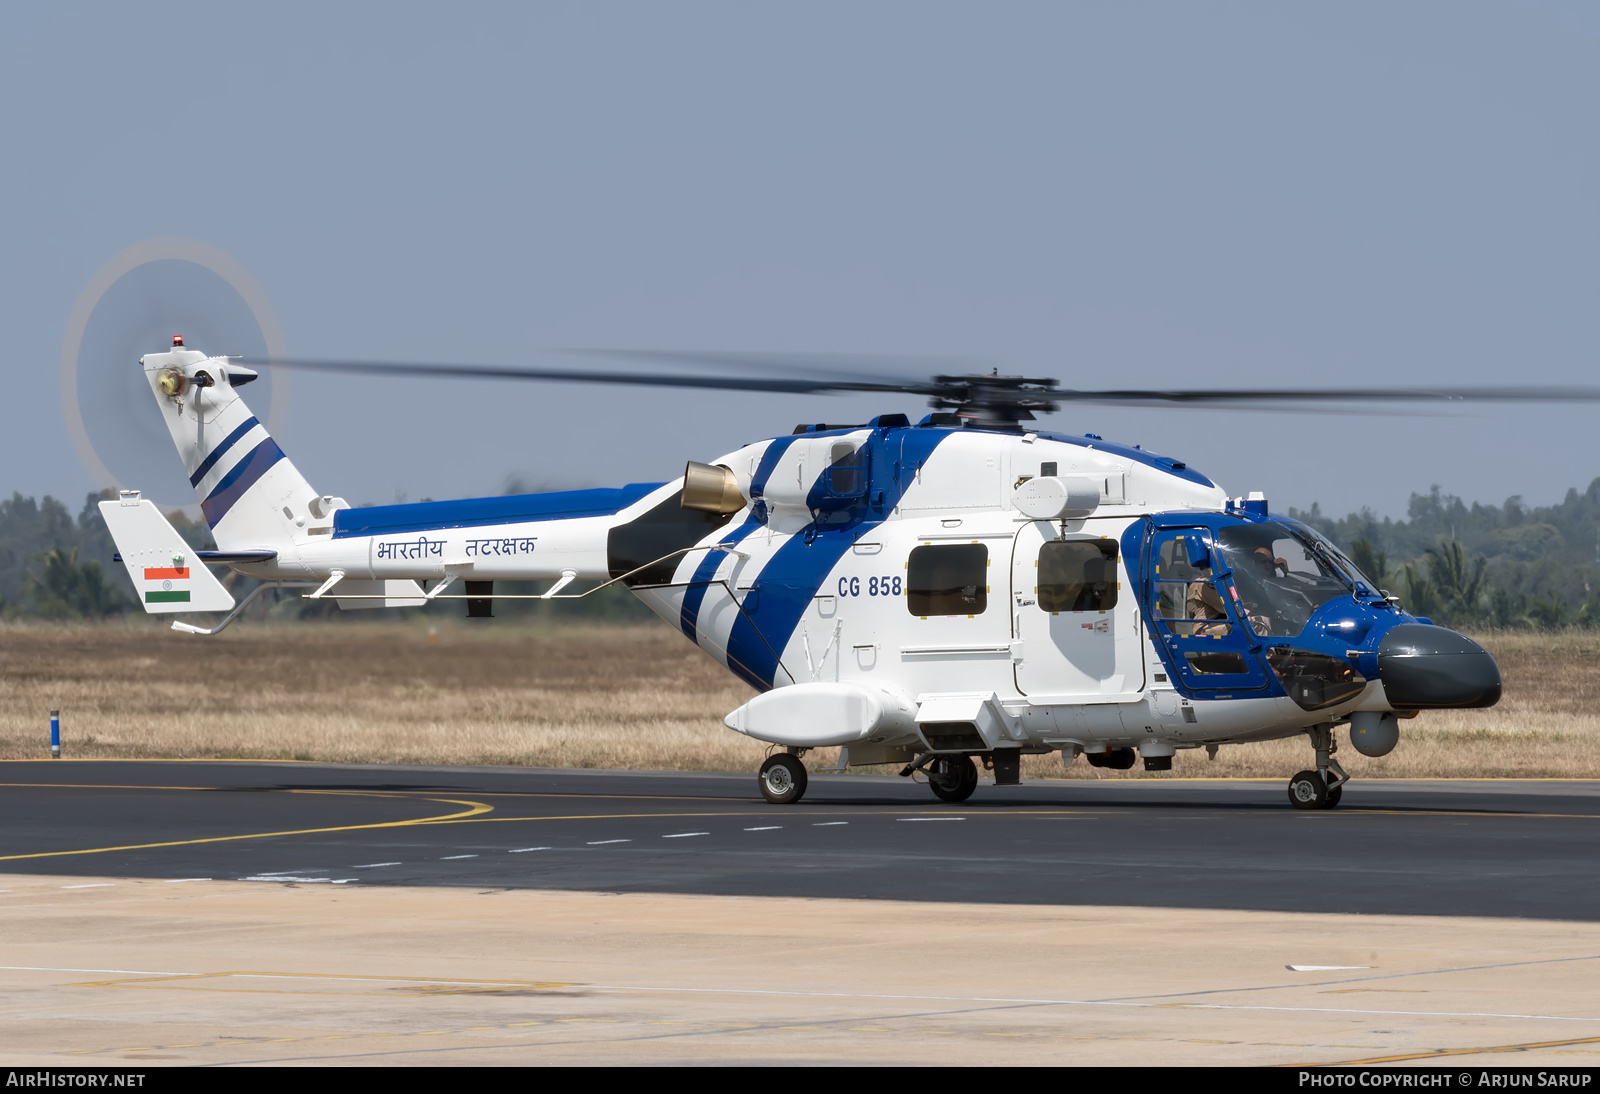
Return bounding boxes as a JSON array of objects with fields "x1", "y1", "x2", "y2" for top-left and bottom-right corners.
[{"x1": 681, "y1": 461, "x2": 745, "y2": 515}]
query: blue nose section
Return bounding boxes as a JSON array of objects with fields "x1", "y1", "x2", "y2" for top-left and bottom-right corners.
[{"x1": 1377, "y1": 624, "x2": 1502, "y2": 709}]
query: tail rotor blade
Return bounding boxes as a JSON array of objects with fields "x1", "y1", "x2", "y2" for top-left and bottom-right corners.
[{"x1": 72, "y1": 262, "x2": 278, "y2": 506}]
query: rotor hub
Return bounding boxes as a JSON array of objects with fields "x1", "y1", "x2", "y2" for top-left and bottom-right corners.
[{"x1": 926, "y1": 373, "x2": 1060, "y2": 429}]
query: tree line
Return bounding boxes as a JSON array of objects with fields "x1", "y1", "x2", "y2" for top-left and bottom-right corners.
[
  {"x1": 0, "y1": 489, "x2": 653, "y2": 623},
  {"x1": 0, "y1": 491, "x2": 186, "y2": 620},
  {"x1": 1291, "y1": 478, "x2": 1600, "y2": 630},
  {"x1": 3, "y1": 479, "x2": 1598, "y2": 629}
]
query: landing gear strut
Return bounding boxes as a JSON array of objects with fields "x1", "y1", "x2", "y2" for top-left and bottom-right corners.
[{"x1": 1287, "y1": 723, "x2": 1347, "y2": 811}]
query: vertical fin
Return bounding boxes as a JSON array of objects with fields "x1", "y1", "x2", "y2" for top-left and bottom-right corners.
[{"x1": 141, "y1": 346, "x2": 330, "y2": 552}]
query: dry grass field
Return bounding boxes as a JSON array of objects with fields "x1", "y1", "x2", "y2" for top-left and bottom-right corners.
[{"x1": 0, "y1": 619, "x2": 1595, "y2": 779}]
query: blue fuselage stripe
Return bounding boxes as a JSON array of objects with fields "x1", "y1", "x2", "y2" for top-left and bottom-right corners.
[
  {"x1": 190, "y1": 417, "x2": 259, "y2": 488},
  {"x1": 724, "y1": 428, "x2": 950, "y2": 690},
  {"x1": 678, "y1": 438, "x2": 798, "y2": 643},
  {"x1": 678, "y1": 519, "x2": 761, "y2": 641},
  {"x1": 200, "y1": 438, "x2": 285, "y2": 528},
  {"x1": 330, "y1": 483, "x2": 666, "y2": 538}
]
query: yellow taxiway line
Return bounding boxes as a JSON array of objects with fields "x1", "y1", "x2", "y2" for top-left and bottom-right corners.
[
  {"x1": 0, "y1": 793, "x2": 492, "y2": 863},
  {"x1": 1328, "y1": 1032, "x2": 1600, "y2": 1064}
]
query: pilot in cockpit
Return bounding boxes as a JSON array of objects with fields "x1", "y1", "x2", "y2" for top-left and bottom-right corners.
[
  {"x1": 1249, "y1": 546, "x2": 1290, "y2": 578},
  {"x1": 1186, "y1": 576, "x2": 1230, "y2": 636},
  {"x1": 1231, "y1": 546, "x2": 1291, "y2": 636}
]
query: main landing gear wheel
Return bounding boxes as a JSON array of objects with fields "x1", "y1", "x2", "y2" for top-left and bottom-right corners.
[
  {"x1": 759, "y1": 754, "x2": 808, "y2": 805},
  {"x1": 1324, "y1": 784, "x2": 1343, "y2": 809},
  {"x1": 928, "y1": 755, "x2": 978, "y2": 804},
  {"x1": 1288, "y1": 770, "x2": 1328, "y2": 810}
]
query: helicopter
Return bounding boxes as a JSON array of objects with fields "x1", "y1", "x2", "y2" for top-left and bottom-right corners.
[{"x1": 101, "y1": 336, "x2": 1593, "y2": 810}]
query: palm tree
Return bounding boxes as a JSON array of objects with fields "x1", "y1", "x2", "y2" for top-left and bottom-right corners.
[
  {"x1": 23, "y1": 549, "x2": 122, "y2": 619},
  {"x1": 1422, "y1": 540, "x2": 1488, "y2": 626},
  {"x1": 1399, "y1": 564, "x2": 1443, "y2": 621},
  {"x1": 1488, "y1": 587, "x2": 1529, "y2": 630},
  {"x1": 1526, "y1": 593, "x2": 1569, "y2": 630},
  {"x1": 1348, "y1": 538, "x2": 1390, "y2": 589}
]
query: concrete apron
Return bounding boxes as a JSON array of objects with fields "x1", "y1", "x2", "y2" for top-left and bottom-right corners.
[{"x1": 1, "y1": 873, "x2": 1597, "y2": 1067}]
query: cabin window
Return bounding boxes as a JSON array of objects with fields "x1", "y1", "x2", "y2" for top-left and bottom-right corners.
[
  {"x1": 829, "y1": 442, "x2": 863, "y2": 496},
  {"x1": 907, "y1": 544, "x2": 988, "y2": 616},
  {"x1": 1038, "y1": 540, "x2": 1119, "y2": 612}
]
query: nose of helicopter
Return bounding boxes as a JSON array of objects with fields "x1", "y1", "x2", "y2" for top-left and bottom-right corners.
[{"x1": 1377, "y1": 623, "x2": 1502, "y2": 709}]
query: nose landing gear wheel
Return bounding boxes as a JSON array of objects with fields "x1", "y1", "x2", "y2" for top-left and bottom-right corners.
[
  {"x1": 928, "y1": 755, "x2": 978, "y2": 804},
  {"x1": 1288, "y1": 769, "x2": 1328, "y2": 810},
  {"x1": 759, "y1": 754, "x2": 808, "y2": 804}
]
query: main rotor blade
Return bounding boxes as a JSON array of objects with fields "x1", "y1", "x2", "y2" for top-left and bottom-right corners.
[
  {"x1": 234, "y1": 356, "x2": 1600, "y2": 412},
  {"x1": 567, "y1": 348, "x2": 981, "y2": 387},
  {"x1": 234, "y1": 357, "x2": 939, "y2": 396},
  {"x1": 1054, "y1": 386, "x2": 1600, "y2": 407}
]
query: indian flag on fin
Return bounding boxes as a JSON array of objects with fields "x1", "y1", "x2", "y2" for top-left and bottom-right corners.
[{"x1": 144, "y1": 566, "x2": 191, "y2": 604}]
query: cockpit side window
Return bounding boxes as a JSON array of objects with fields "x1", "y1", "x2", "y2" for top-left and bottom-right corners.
[
  {"x1": 1152, "y1": 535, "x2": 1232, "y2": 637},
  {"x1": 1217, "y1": 523, "x2": 1351, "y2": 637}
]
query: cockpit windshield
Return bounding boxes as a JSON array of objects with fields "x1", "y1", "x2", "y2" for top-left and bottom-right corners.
[
  {"x1": 1216, "y1": 522, "x2": 1353, "y2": 637},
  {"x1": 1294, "y1": 524, "x2": 1380, "y2": 592}
]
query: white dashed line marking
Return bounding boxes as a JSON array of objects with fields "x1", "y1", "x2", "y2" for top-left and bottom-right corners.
[
  {"x1": 587, "y1": 839, "x2": 631, "y2": 845},
  {"x1": 812, "y1": 822, "x2": 849, "y2": 827},
  {"x1": 163, "y1": 878, "x2": 212, "y2": 883},
  {"x1": 441, "y1": 855, "x2": 478, "y2": 860},
  {"x1": 898, "y1": 817, "x2": 966, "y2": 822},
  {"x1": 62, "y1": 884, "x2": 113, "y2": 889},
  {"x1": 353, "y1": 862, "x2": 401, "y2": 869},
  {"x1": 508, "y1": 847, "x2": 551, "y2": 853},
  {"x1": 1288, "y1": 965, "x2": 1372, "y2": 972},
  {"x1": 662, "y1": 832, "x2": 709, "y2": 839},
  {"x1": 743, "y1": 827, "x2": 782, "y2": 831},
  {"x1": 242, "y1": 876, "x2": 336, "y2": 883}
]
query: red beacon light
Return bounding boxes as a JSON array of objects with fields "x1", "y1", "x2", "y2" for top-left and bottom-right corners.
[{"x1": 171, "y1": 334, "x2": 184, "y2": 348}]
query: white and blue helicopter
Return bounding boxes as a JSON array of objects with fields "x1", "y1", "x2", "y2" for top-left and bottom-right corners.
[{"x1": 103, "y1": 337, "x2": 1556, "y2": 810}]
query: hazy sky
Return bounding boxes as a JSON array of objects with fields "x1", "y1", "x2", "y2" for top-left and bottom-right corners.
[{"x1": 5, "y1": 3, "x2": 1598, "y2": 519}]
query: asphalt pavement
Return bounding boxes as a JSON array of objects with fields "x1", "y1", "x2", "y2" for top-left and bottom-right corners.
[{"x1": 2, "y1": 760, "x2": 1597, "y2": 920}]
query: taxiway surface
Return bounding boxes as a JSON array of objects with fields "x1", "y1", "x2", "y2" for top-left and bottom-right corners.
[{"x1": 3, "y1": 761, "x2": 1597, "y2": 920}]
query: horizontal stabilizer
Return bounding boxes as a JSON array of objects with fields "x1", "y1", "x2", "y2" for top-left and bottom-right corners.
[
  {"x1": 99, "y1": 494, "x2": 236, "y2": 613},
  {"x1": 197, "y1": 549, "x2": 278, "y2": 563},
  {"x1": 114, "y1": 549, "x2": 278, "y2": 564}
]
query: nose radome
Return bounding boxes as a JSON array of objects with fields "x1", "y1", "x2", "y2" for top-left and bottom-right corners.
[{"x1": 1377, "y1": 624, "x2": 1502, "y2": 709}]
